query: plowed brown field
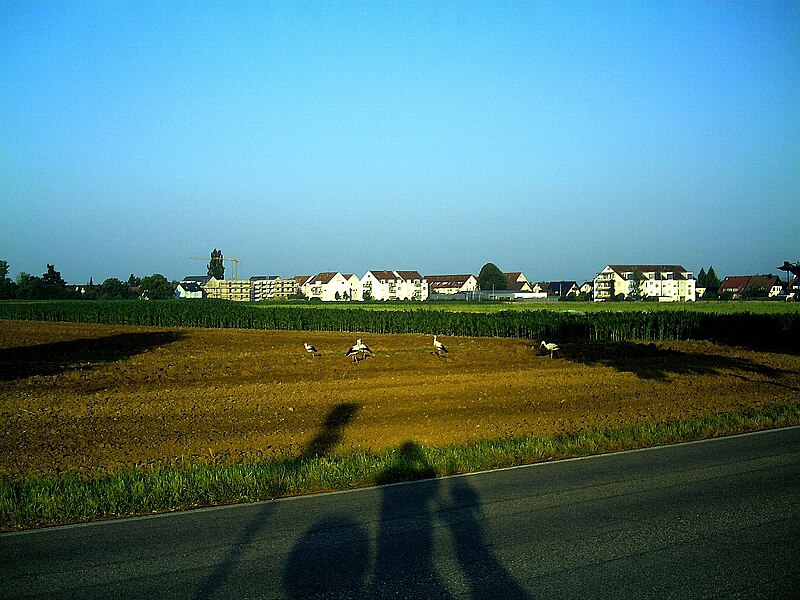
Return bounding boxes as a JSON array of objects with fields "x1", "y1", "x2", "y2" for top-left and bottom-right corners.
[{"x1": 1, "y1": 320, "x2": 798, "y2": 479}]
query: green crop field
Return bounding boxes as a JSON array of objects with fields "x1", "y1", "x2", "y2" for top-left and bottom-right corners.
[{"x1": 258, "y1": 299, "x2": 800, "y2": 315}]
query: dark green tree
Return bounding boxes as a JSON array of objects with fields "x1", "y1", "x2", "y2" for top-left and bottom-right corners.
[
  {"x1": 477, "y1": 263, "x2": 507, "y2": 291},
  {"x1": 140, "y1": 274, "x2": 176, "y2": 300},
  {"x1": 208, "y1": 249, "x2": 225, "y2": 280},
  {"x1": 706, "y1": 266, "x2": 721, "y2": 295},
  {"x1": 18, "y1": 264, "x2": 77, "y2": 299},
  {"x1": 98, "y1": 278, "x2": 134, "y2": 300},
  {"x1": 128, "y1": 274, "x2": 141, "y2": 287},
  {"x1": 16, "y1": 273, "x2": 46, "y2": 299},
  {"x1": 0, "y1": 260, "x2": 17, "y2": 299},
  {"x1": 696, "y1": 268, "x2": 707, "y2": 288}
]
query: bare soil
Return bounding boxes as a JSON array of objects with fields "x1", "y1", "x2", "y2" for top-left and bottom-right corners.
[{"x1": 1, "y1": 320, "x2": 798, "y2": 478}]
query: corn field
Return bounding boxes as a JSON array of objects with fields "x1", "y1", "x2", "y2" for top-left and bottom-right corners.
[{"x1": 0, "y1": 301, "x2": 797, "y2": 348}]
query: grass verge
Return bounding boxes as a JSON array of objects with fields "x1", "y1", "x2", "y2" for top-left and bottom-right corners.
[{"x1": 2, "y1": 402, "x2": 799, "y2": 531}]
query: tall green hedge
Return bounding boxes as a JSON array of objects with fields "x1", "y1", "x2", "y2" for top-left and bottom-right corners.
[{"x1": 0, "y1": 301, "x2": 797, "y2": 348}]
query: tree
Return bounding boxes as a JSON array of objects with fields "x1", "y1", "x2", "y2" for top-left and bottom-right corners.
[
  {"x1": 208, "y1": 249, "x2": 225, "y2": 280},
  {"x1": 140, "y1": 274, "x2": 176, "y2": 300},
  {"x1": 778, "y1": 261, "x2": 800, "y2": 278},
  {"x1": 15, "y1": 273, "x2": 45, "y2": 299},
  {"x1": 128, "y1": 274, "x2": 141, "y2": 287},
  {"x1": 98, "y1": 278, "x2": 134, "y2": 300},
  {"x1": 16, "y1": 264, "x2": 76, "y2": 299},
  {"x1": 706, "y1": 266, "x2": 720, "y2": 295},
  {"x1": 42, "y1": 264, "x2": 67, "y2": 287},
  {"x1": 477, "y1": 263, "x2": 507, "y2": 292},
  {"x1": 697, "y1": 268, "x2": 707, "y2": 288},
  {"x1": 0, "y1": 260, "x2": 17, "y2": 299},
  {"x1": 627, "y1": 271, "x2": 646, "y2": 301}
]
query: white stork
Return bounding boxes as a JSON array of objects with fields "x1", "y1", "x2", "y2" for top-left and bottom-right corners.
[
  {"x1": 433, "y1": 335, "x2": 448, "y2": 357},
  {"x1": 304, "y1": 342, "x2": 320, "y2": 357},
  {"x1": 346, "y1": 338, "x2": 372, "y2": 362},
  {"x1": 540, "y1": 340, "x2": 560, "y2": 358}
]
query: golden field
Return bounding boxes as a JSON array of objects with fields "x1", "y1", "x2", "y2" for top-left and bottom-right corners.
[{"x1": 1, "y1": 320, "x2": 798, "y2": 479}]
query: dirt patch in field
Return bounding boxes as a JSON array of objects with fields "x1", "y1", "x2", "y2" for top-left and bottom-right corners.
[{"x1": 1, "y1": 320, "x2": 798, "y2": 478}]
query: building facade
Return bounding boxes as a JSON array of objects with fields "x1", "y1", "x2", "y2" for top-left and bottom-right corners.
[
  {"x1": 250, "y1": 276, "x2": 300, "y2": 301},
  {"x1": 361, "y1": 270, "x2": 428, "y2": 301},
  {"x1": 425, "y1": 274, "x2": 478, "y2": 295},
  {"x1": 593, "y1": 265, "x2": 696, "y2": 302}
]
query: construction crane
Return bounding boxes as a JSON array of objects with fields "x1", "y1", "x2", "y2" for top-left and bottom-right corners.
[{"x1": 187, "y1": 256, "x2": 241, "y2": 280}]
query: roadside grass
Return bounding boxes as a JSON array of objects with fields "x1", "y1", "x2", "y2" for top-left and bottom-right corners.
[{"x1": 2, "y1": 402, "x2": 798, "y2": 531}]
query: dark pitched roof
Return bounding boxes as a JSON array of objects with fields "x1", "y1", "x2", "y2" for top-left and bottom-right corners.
[
  {"x1": 719, "y1": 275, "x2": 782, "y2": 292},
  {"x1": 367, "y1": 270, "x2": 400, "y2": 281},
  {"x1": 309, "y1": 272, "x2": 341, "y2": 285},
  {"x1": 426, "y1": 274, "x2": 475, "y2": 289},
  {"x1": 182, "y1": 275, "x2": 211, "y2": 284},
  {"x1": 395, "y1": 270, "x2": 423, "y2": 281},
  {"x1": 538, "y1": 281, "x2": 578, "y2": 294},
  {"x1": 178, "y1": 282, "x2": 204, "y2": 293},
  {"x1": 606, "y1": 265, "x2": 690, "y2": 280}
]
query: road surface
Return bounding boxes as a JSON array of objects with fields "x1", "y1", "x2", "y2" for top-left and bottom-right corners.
[{"x1": 2, "y1": 427, "x2": 798, "y2": 599}]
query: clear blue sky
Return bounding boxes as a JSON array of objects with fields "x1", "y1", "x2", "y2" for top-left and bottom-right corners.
[{"x1": 2, "y1": 1, "x2": 798, "y2": 284}]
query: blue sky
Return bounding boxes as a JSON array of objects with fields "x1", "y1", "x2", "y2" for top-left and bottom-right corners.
[{"x1": 2, "y1": 1, "x2": 798, "y2": 285}]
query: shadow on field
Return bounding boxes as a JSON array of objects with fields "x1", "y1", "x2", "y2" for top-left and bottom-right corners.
[
  {"x1": 0, "y1": 331, "x2": 186, "y2": 381},
  {"x1": 564, "y1": 342, "x2": 789, "y2": 382}
]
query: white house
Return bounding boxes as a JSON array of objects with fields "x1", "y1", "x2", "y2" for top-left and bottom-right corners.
[
  {"x1": 425, "y1": 274, "x2": 478, "y2": 295},
  {"x1": 593, "y1": 265, "x2": 696, "y2": 302},
  {"x1": 302, "y1": 272, "x2": 356, "y2": 301},
  {"x1": 532, "y1": 281, "x2": 580, "y2": 297},
  {"x1": 175, "y1": 282, "x2": 205, "y2": 299},
  {"x1": 361, "y1": 270, "x2": 428, "y2": 301}
]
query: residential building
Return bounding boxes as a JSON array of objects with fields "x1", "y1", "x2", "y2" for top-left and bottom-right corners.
[
  {"x1": 579, "y1": 281, "x2": 594, "y2": 296},
  {"x1": 425, "y1": 274, "x2": 478, "y2": 295},
  {"x1": 302, "y1": 272, "x2": 356, "y2": 301},
  {"x1": 533, "y1": 281, "x2": 580, "y2": 297},
  {"x1": 788, "y1": 277, "x2": 800, "y2": 297},
  {"x1": 361, "y1": 270, "x2": 428, "y2": 301},
  {"x1": 343, "y1": 273, "x2": 362, "y2": 301},
  {"x1": 250, "y1": 276, "x2": 299, "y2": 301},
  {"x1": 717, "y1": 275, "x2": 785, "y2": 298},
  {"x1": 593, "y1": 265, "x2": 696, "y2": 302},
  {"x1": 175, "y1": 282, "x2": 205, "y2": 299},
  {"x1": 203, "y1": 277, "x2": 251, "y2": 302},
  {"x1": 503, "y1": 272, "x2": 533, "y2": 292}
]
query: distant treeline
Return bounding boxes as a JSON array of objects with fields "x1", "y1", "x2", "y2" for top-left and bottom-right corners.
[{"x1": 1, "y1": 301, "x2": 797, "y2": 349}]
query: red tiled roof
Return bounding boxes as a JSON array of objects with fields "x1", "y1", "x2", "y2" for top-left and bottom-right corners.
[{"x1": 719, "y1": 275, "x2": 782, "y2": 292}]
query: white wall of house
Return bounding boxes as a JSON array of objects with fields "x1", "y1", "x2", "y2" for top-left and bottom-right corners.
[
  {"x1": 361, "y1": 271, "x2": 428, "y2": 301},
  {"x1": 345, "y1": 274, "x2": 362, "y2": 301},
  {"x1": 303, "y1": 272, "x2": 354, "y2": 301}
]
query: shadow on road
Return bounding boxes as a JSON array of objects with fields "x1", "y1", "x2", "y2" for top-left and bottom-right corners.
[
  {"x1": 283, "y1": 441, "x2": 530, "y2": 599},
  {"x1": 563, "y1": 341, "x2": 789, "y2": 382},
  {"x1": 0, "y1": 331, "x2": 186, "y2": 381}
]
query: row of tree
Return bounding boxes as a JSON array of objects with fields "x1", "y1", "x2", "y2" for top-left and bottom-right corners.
[{"x1": 0, "y1": 261, "x2": 177, "y2": 301}]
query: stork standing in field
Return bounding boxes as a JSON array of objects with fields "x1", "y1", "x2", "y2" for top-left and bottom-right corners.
[
  {"x1": 433, "y1": 335, "x2": 448, "y2": 358},
  {"x1": 540, "y1": 340, "x2": 560, "y2": 358},
  {"x1": 304, "y1": 342, "x2": 320, "y2": 357},
  {"x1": 346, "y1": 338, "x2": 372, "y2": 362}
]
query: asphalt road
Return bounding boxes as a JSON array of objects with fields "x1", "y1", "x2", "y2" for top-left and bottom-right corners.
[{"x1": 2, "y1": 427, "x2": 798, "y2": 599}]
